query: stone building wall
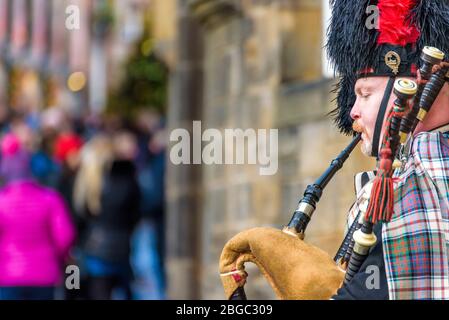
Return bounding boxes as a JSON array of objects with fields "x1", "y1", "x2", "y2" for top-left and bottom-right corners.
[
  {"x1": 199, "y1": 2, "x2": 282, "y2": 299},
  {"x1": 156, "y1": 0, "x2": 205, "y2": 299}
]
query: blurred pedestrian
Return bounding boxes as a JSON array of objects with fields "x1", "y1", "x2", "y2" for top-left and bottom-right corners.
[
  {"x1": 74, "y1": 132, "x2": 141, "y2": 300},
  {"x1": 54, "y1": 132, "x2": 84, "y2": 220},
  {"x1": 132, "y1": 123, "x2": 167, "y2": 299},
  {"x1": 67, "y1": 135, "x2": 111, "y2": 300},
  {"x1": 0, "y1": 133, "x2": 76, "y2": 300},
  {"x1": 30, "y1": 136, "x2": 61, "y2": 189}
]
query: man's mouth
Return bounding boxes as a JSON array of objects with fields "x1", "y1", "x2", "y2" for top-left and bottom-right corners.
[
  {"x1": 352, "y1": 120, "x2": 363, "y2": 134},
  {"x1": 353, "y1": 121, "x2": 372, "y2": 147}
]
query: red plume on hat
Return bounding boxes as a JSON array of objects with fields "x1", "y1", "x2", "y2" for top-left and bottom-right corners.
[{"x1": 377, "y1": 0, "x2": 419, "y2": 46}]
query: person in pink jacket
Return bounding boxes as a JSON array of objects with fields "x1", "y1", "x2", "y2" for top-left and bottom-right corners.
[{"x1": 0, "y1": 133, "x2": 76, "y2": 300}]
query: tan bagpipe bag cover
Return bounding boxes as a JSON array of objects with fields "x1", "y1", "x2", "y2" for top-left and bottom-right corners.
[{"x1": 219, "y1": 227, "x2": 345, "y2": 300}]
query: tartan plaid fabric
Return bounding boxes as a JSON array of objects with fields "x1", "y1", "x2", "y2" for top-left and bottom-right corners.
[
  {"x1": 346, "y1": 131, "x2": 449, "y2": 299},
  {"x1": 383, "y1": 131, "x2": 449, "y2": 299}
]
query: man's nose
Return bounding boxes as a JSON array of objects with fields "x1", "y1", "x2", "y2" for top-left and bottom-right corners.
[{"x1": 350, "y1": 100, "x2": 361, "y2": 121}]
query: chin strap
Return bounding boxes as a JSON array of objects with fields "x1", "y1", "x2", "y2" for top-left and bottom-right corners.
[{"x1": 371, "y1": 77, "x2": 396, "y2": 158}]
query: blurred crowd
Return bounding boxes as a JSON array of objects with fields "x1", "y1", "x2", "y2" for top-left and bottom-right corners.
[{"x1": 0, "y1": 107, "x2": 166, "y2": 300}]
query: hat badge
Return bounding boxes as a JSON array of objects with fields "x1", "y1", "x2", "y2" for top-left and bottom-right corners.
[{"x1": 385, "y1": 51, "x2": 401, "y2": 75}]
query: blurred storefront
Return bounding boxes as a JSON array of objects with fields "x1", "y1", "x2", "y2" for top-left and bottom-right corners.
[{"x1": 0, "y1": 0, "x2": 153, "y2": 120}]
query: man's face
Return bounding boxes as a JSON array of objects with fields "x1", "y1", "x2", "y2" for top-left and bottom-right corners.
[{"x1": 350, "y1": 77, "x2": 396, "y2": 157}]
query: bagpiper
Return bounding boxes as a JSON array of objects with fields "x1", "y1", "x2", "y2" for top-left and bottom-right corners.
[{"x1": 219, "y1": 0, "x2": 449, "y2": 300}]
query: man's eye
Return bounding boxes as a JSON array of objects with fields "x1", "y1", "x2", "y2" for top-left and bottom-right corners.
[{"x1": 361, "y1": 94, "x2": 371, "y2": 99}]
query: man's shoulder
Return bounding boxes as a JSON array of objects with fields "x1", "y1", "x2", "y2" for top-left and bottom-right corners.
[
  {"x1": 411, "y1": 131, "x2": 449, "y2": 161},
  {"x1": 403, "y1": 131, "x2": 449, "y2": 184}
]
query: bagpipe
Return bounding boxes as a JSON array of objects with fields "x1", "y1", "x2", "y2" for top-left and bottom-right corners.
[{"x1": 219, "y1": 46, "x2": 449, "y2": 300}]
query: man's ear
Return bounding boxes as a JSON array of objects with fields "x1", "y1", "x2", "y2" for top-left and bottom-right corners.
[
  {"x1": 442, "y1": 82, "x2": 449, "y2": 98},
  {"x1": 415, "y1": 82, "x2": 449, "y2": 134},
  {"x1": 434, "y1": 82, "x2": 449, "y2": 108}
]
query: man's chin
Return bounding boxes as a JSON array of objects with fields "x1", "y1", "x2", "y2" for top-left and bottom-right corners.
[{"x1": 361, "y1": 142, "x2": 373, "y2": 157}]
